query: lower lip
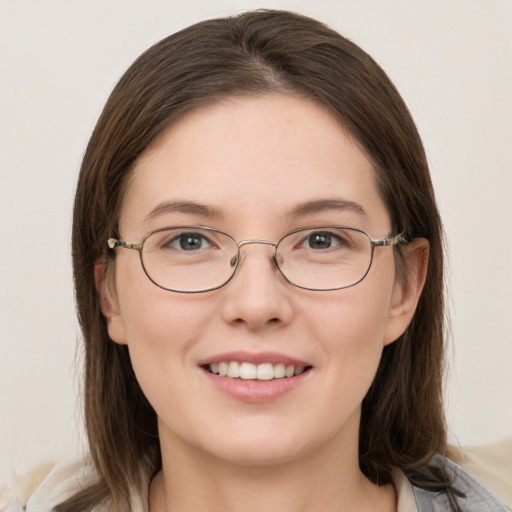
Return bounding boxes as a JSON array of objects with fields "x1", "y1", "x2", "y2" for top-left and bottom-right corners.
[{"x1": 201, "y1": 368, "x2": 311, "y2": 403}]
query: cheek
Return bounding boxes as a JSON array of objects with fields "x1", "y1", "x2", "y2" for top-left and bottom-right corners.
[
  {"x1": 119, "y1": 297, "x2": 216, "y2": 434},
  {"x1": 308, "y1": 265, "x2": 395, "y2": 392},
  {"x1": 114, "y1": 263, "x2": 216, "y2": 402},
  {"x1": 121, "y1": 295, "x2": 211, "y2": 364},
  {"x1": 116, "y1": 256, "x2": 210, "y2": 346},
  {"x1": 316, "y1": 299, "x2": 388, "y2": 391},
  {"x1": 312, "y1": 276, "x2": 393, "y2": 354}
]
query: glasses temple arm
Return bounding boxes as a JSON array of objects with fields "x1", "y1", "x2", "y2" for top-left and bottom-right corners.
[
  {"x1": 107, "y1": 238, "x2": 143, "y2": 251},
  {"x1": 372, "y1": 233, "x2": 411, "y2": 247}
]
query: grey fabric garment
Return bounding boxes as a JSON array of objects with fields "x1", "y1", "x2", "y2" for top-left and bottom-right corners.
[{"x1": 412, "y1": 456, "x2": 510, "y2": 511}]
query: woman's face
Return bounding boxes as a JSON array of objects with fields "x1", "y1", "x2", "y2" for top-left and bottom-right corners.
[{"x1": 104, "y1": 94, "x2": 419, "y2": 466}]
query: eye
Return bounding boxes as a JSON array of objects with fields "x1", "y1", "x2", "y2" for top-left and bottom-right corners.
[
  {"x1": 303, "y1": 231, "x2": 344, "y2": 250},
  {"x1": 168, "y1": 232, "x2": 212, "y2": 251}
]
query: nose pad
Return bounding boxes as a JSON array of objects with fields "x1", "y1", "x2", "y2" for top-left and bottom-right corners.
[{"x1": 229, "y1": 250, "x2": 247, "y2": 274}]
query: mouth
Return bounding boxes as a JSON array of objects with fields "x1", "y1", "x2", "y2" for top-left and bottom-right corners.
[
  {"x1": 202, "y1": 361, "x2": 312, "y2": 381},
  {"x1": 198, "y1": 352, "x2": 313, "y2": 402}
]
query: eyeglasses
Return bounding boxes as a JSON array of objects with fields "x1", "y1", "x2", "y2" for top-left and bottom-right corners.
[{"x1": 108, "y1": 226, "x2": 409, "y2": 293}]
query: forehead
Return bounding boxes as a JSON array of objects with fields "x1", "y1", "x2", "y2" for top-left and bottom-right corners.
[{"x1": 120, "y1": 94, "x2": 389, "y2": 236}]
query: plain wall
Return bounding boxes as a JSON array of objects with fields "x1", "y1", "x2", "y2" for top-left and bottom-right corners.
[{"x1": 1, "y1": 0, "x2": 511, "y2": 483}]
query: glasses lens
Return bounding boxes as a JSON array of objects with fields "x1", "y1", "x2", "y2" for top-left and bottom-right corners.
[
  {"x1": 276, "y1": 227, "x2": 372, "y2": 290},
  {"x1": 141, "y1": 227, "x2": 238, "y2": 292}
]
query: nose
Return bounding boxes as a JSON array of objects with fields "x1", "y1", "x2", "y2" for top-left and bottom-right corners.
[{"x1": 220, "y1": 241, "x2": 294, "y2": 331}]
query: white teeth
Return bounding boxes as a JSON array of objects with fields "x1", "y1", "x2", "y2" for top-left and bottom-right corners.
[
  {"x1": 227, "y1": 361, "x2": 240, "y2": 378},
  {"x1": 239, "y1": 362, "x2": 257, "y2": 380},
  {"x1": 274, "y1": 363, "x2": 286, "y2": 378},
  {"x1": 207, "y1": 361, "x2": 309, "y2": 380},
  {"x1": 256, "y1": 363, "x2": 274, "y2": 381},
  {"x1": 218, "y1": 362, "x2": 228, "y2": 376}
]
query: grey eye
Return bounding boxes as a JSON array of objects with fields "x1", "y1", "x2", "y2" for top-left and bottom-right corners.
[
  {"x1": 169, "y1": 232, "x2": 211, "y2": 251},
  {"x1": 304, "y1": 231, "x2": 342, "y2": 250}
]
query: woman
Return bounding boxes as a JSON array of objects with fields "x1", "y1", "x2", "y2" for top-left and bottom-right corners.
[{"x1": 11, "y1": 9, "x2": 508, "y2": 512}]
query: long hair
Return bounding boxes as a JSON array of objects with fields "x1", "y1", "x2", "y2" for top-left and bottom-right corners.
[{"x1": 62, "y1": 9, "x2": 447, "y2": 511}]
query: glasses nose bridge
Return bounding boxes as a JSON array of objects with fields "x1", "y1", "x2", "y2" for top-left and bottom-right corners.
[
  {"x1": 237, "y1": 239, "x2": 277, "y2": 250},
  {"x1": 235, "y1": 239, "x2": 281, "y2": 272}
]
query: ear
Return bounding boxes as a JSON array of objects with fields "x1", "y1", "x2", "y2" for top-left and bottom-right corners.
[
  {"x1": 95, "y1": 258, "x2": 127, "y2": 345},
  {"x1": 383, "y1": 238, "x2": 429, "y2": 346}
]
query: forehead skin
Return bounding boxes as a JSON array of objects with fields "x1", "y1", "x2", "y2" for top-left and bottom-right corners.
[{"x1": 120, "y1": 94, "x2": 390, "y2": 239}]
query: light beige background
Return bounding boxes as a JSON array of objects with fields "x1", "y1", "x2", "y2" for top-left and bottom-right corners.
[{"x1": 1, "y1": 0, "x2": 511, "y2": 483}]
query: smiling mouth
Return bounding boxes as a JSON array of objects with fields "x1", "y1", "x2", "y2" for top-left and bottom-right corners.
[{"x1": 202, "y1": 362, "x2": 312, "y2": 381}]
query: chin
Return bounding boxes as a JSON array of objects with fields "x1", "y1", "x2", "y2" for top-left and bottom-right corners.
[
  {"x1": 209, "y1": 442, "x2": 304, "y2": 467},
  {"x1": 195, "y1": 422, "x2": 330, "y2": 468}
]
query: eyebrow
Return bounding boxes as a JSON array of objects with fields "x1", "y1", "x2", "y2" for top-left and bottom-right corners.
[
  {"x1": 144, "y1": 197, "x2": 366, "y2": 225},
  {"x1": 144, "y1": 199, "x2": 224, "y2": 223},
  {"x1": 286, "y1": 198, "x2": 367, "y2": 218}
]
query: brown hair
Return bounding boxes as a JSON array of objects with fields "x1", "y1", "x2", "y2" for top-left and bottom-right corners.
[{"x1": 63, "y1": 9, "x2": 448, "y2": 511}]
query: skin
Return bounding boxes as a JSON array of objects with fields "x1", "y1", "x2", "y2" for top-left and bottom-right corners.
[{"x1": 100, "y1": 94, "x2": 428, "y2": 512}]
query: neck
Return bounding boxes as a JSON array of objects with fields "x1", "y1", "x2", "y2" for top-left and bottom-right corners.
[{"x1": 149, "y1": 427, "x2": 396, "y2": 512}]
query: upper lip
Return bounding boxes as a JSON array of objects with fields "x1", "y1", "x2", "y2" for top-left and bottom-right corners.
[{"x1": 197, "y1": 351, "x2": 312, "y2": 367}]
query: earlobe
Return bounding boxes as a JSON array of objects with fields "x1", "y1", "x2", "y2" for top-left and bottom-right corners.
[
  {"x1": 383, "y1": 238, "x2": 429, "y2": 345},
  {"x1": 94, "y1": 259, "x2": 127, "y2": 345}
]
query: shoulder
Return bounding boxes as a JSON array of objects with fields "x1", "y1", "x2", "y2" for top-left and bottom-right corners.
[
  {"x1": 458, "y1": 439, "x2": 512, "y2": 506},
  {"x1": 1, "y1": 458, "x2": 151, "y2": 512},
  {"x1": 1, "y1": 459, "x2": 101, "y2": 512},
  {"x1": 411, "y1": 454, "x2": 511, "y2": 512}
]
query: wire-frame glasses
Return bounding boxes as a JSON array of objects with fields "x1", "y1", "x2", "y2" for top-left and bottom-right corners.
[{"x1": 108, "y1": 226, "x2": 409, "y2": 293}]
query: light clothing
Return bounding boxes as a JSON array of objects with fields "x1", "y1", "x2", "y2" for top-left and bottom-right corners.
[{"x1": 454, "y1": 439, "x2": 512, "y2": 505}]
